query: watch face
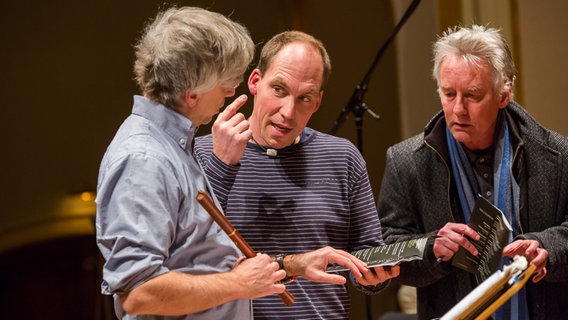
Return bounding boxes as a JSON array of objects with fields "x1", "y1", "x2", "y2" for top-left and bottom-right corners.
[{"x1": 276, "y1": 254, "x2": 285, "y2": 270}]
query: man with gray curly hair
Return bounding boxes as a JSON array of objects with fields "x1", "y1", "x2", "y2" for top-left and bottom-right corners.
[
  {"x1": 95, "y1": 7, "x2": 283, "y2": 320},
  {"x1": 96, "y1": 7, "x2": 368, "y2": 320},
  {"x1": 377, "y1": 25, "x2": 568, "y2": 319}
]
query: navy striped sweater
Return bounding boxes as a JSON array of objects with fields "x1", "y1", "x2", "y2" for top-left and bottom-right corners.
[{"x1": 194, "y1": 128, "x2": 384, "y2": 320}]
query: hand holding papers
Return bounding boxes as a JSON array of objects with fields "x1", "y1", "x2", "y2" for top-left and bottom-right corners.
[
  {"x1": 452, "y1": 195, "x2": 512, "y2": 282},
  {"x1": 326, "y1": 237, "x2": 428, "y2": 272}
]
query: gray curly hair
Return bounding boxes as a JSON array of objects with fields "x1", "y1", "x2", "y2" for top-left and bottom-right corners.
[
  {"x1": 432, "y1": 25, "x2": 516, "y2": 97},
  {"x1": 133, "y1": 6, "x2": 255, "y2": 108}
]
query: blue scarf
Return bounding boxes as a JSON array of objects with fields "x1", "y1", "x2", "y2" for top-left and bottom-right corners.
[{"x1": 446, "y1": 114, "x2": 527, "y2": 320}]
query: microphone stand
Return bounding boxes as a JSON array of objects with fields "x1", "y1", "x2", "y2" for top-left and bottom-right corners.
[
  {"x1": 329, "y1": 0, "x2": 421, "y2": 152},
  {"x1": 328, "y1": 1, "x2": 422, "y2": 320}
]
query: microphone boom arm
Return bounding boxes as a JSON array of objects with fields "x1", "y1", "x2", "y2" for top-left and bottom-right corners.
[{"x1": 329, "y1": 0, "x2": 422, "y2": 149}]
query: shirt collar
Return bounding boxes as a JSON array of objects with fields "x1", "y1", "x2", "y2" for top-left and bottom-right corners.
[{"x1": 132, "y1": 95, "x2": 198, "y2": 151}]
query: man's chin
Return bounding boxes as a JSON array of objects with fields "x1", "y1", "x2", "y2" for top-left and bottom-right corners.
[
  {"x1": 269, "y1": 137, "x2": 297, "y2": 149},
  {"x1": 452, "y1": 131, "x2": 471, "y2": 143},
  {"x1": 197, "y1": 116, "x2": 213, "y2": 126}
]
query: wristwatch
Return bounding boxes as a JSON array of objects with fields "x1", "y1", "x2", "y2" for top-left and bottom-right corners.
[
  {"x1": 275, "y1": 254, "x2": 286, "y2": 270},
  {"x1": 274, "y1": 254, "x2": 295, "y2": 284}
]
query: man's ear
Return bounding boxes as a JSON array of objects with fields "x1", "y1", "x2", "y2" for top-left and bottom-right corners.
[
  {"x1": 498, "y1": 87, "x2": 511, "y2": 109},
  {"x1": 183, "y1": 90, "x2": 199, "y2": 108},
  {"x1": 248, "y1": 69, "x2": 261, "y2": 95}
]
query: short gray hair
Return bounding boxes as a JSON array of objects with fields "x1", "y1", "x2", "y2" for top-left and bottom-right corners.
[
  {"x1": 432, "y1": 25, "x2": 516, "y2": 97},
  {"x1": 133, "y1": 6, "x2": 255, "y2": 108}
]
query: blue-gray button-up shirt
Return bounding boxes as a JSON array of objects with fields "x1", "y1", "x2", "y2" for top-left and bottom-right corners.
[{"x1": 95, "y1": 95, "x2": 251, "y2": 320}]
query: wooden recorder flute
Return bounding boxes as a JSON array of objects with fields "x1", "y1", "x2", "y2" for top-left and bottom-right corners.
[{"x1": 196, "y1": 190, "x2": 295, "y2": 306}]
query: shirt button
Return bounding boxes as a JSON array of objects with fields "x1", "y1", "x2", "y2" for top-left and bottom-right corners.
[
  {"x1": 483, "y1": 173, "x2": 489, "y2": 179},
  {"x1": 180, "y1": 138, "x2": 186, "y2": 145},
  {"x1": 486, "y1": 190, "x2": 492, "y2": 197},
  {"x1": 479, "y1": 158, "x2": 486, "y2": 164}
]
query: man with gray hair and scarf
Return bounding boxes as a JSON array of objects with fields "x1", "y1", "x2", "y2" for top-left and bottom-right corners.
[{"x1": 377, "y1": 25, "x2": 568, "y2": 319}]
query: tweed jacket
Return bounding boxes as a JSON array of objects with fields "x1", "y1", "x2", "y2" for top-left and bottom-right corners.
[{"x1": 377, "y1": 101, "x2": 568, "y2": 320}]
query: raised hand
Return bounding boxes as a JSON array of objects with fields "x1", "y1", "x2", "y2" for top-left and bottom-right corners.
[{"x1": 212, "y1": 94, "x2": 252, "y2": 165}]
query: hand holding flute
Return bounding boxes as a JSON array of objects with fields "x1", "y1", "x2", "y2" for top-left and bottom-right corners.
[{"x1": 197, "y1": 190, "x2": 295, "y2": 306}]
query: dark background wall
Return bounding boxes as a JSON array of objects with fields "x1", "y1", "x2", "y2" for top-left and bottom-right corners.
[
  {"x1": 2, "y1": 0, "x2": 567, "y2": 319},
  {"x1": 0, "y1": 1, "x2": 401, "y2": 319}
]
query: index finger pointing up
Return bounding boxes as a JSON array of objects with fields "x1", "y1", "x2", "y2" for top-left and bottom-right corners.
[{"x1": 219, "y1": 94, "x2": 248, "y2": 121}]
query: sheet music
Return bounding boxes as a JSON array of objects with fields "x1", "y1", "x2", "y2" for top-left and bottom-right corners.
[
  {"x1": 452, "y1": 195, "x2": 512, "y2": 281},
  {"x1": 326, "y1": 237, "x2": 428, "y2": 272}
]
